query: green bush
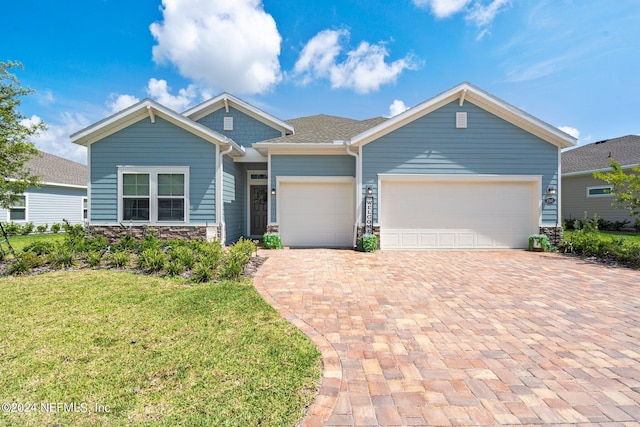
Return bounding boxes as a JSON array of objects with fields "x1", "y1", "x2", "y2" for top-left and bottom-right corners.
[
  {"x1": 528, "y1": 234, "x2": 551, "y2": 252},
  {"x1": 219, "y1": 239, "x2": 256, "y2": 280},
  {"x1": 139, "y1": 232, "x2": 162, "y2": 252},
  {"x1": 192, "y1": 262, "x2": 216, "y2": 283},
  {"x1": 359, "y1": 234, "x2": 378, "y2": 252},
  {"x1": 2, "y1": 222, "x2": 20, "y2": 235},
  {"x1": 107, "y1": 250, "x2": 131, "y2": 269},
  {"x1": 50, "y1": 223, "x2": 62, "y2": 233},
  {"x1": 85, "y1": 251, "x2": 103, "y2": 268},
  {"x1": 115, "y1": 234, "x2": 137, "y2": 251},
  {"x1": 7, "y1": 255, "x2": 35, "y2": 275},
  {"x1": 22, "y1": 241, "x2": 55, "y2": 256},
  {"x1": 263, "y1": 232, "x2": 282, "y2": 249},
  {"x1": 36, "y1": 224, "x2": 48, "y2": 233},
  {"x1": 137, "y1": 248, "x2": 167, "y2": 272},
  {"x1": 19, "y1": 222, "x2": 34, "y2": 235},
  {"x1": 559, "y1": 230, "x2": 640, "y2": 267},
  {"x1": 48, "y1": 245, "x2": 76, "y2": 269},
  {"x1": 166, "y1": 260, "x2": 185, "y2": 277},
  {"x1": 84, "y1": 235, "x2": 109, "y2": 252},
  {"x1": 168, "y1": 246, "x2": 195, "y2": 270}
]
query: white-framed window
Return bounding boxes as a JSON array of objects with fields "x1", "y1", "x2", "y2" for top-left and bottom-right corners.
[
  {"x1": 117, "y1": 166, "x2": 189, "y2": 224},
  {"x1": 8, "y1": 195, "x2": 27, "y2": 221},
  {"x1": 587, "y1": 185, "x2": 613, "y2": 198},
  {"x1": 82, "y1": 197, "x2": 88, "y2": 221}
]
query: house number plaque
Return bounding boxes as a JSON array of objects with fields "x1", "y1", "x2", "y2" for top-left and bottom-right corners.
[{"x1": 365, "y1": 196, "x2": 373, "y2": 235}]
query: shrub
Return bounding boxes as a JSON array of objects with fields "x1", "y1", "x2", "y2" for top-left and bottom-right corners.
[
  {"x1": 559, "y1": 230, "x2": 640, "y2": 268},
  {"x1": 2, "y1": 222, "x2": 20, "y2": 235},
  {"x1": 263, "y1": 232, "x2": 282, "y2": 249},
  {"x1": 192, "y1": 262, "x2": 216, "y2": 283},
  {"x1": 19, "y1": 222, "x2": 34, "y2": 235},
  {"x1": 85, "y1": 251, "x2": 103, "y2": 268},
  {"x1": 166, "y1": 260, "x2": 185, "y2": 277},
  {"x1": 169, "y1": 246, "x2": 195, "y2": 270},
  {"x1": 84, "y1": 235, "x2": 109, "y2": 252},
  {"x1": 635, "y1": 219, "x2": 640, "y2": 233},
  {"x1": 50, "y1": 223, "x2": 61, "y2": 233},
  {"x1": 22, "y1": 241, "x2": 55, "y2": 256},
  {"x1": 115, "y1": 234, "x2": 137, "y2": 251},
  {"x1": 7, "y1": 254, "x2": 36, "y2": 275},
  {"x1": 528, "y1": 234, "x2": 551, "y2": 252},
  {"x1": 107, "y1": 250, "x2": 131, "y2": 269},
  {"x1": 139, "y1": 232, "x2": 162, "y2": 252},
  {"x1": 36, "y1": 224, "x2": 48, "y2": 233},
  {"x1": 48, "y1": 244, "x2": 76, "y2": 269},
  {"x1": 359, "y1": 234, "x2": 378, "y2": 253},
  {"x1": 219, "y1": 239, "x2": 257, "y2": 280},
  {"x1": 137, "y1": 248, "x2": 167, "y2": 272}
]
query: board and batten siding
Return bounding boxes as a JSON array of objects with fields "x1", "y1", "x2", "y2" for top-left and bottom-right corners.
[
  {"x1": 90, "y1": 117, "x2": 217, "y2": 224},
  {"x1": 562, "y1": 174, "x2": 632, "y2": 223},
  {"x1": 270, "y1": 155, "x2": 355, "y2": 223},
  {"x1": 1, "y1": 185, "x2": 86, "y2": 226},
  {"x1": 222, "y1": 155, "x2": 245, "y2": 244},
  {"x1": 362, "y1": 100, "x2": 559, "y2": 224},
  {"x1": 197, "y1": 106, "x2": 283, "y2": 148}
]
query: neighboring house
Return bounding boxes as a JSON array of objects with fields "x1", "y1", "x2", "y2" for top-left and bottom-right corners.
[
  {"x1": 1, "y1": 152, "x2": 88, "y2": 227},
  {"x1": 562, "y1": 135, "x2": 640, "y2": 224},
  {"x1": 71, "y1": 82, "x2": 575, "y2": 249}
]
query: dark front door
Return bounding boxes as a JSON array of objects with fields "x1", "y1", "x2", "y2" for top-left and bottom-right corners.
[{"x1": 250, "y1": 185, "x2": 268, "y2": 236}]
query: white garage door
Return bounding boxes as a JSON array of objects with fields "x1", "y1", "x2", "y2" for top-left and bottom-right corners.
[
  {"x1": 380, "y1": 179, "x2": 538, "y2": 249},
  {"x1": 279, "y1": 180, "x2": 354, "y2": 247}
]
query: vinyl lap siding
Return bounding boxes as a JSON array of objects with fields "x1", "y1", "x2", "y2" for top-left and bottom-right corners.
[
  {"x1": 90, "y1": 117, "x2": 217, "y2": 224},
  {"x1": 1, "y1": 186, "x2": 86, "y2": 226},
  {"x1": 270, "y1": 155, "x2": 355, "y2": 222},
  {"x1": 223, "y1": 156, "x2": 245, "y2": 244},
  {"x1": 362, "y1": 100, "x2": 559, "y2": 224},
  {"x1": 197, "y1": 106, "x2": 282, "y2": 147},
  {"x1": 562, "y1": 174, "x2": 631, "y2": 222}
]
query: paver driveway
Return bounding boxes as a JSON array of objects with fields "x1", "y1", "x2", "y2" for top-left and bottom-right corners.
[{"x1": 254, "y1": 249, "x2": 640, "y2": 426}]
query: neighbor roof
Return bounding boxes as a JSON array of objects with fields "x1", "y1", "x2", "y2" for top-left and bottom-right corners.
[
  {"x1": 26, "y1": 151, "x2": 87, "y2": 188},
  {"x1": 562, "y1": 135, "x2": 640, "y2": 175},
  {"x1": 257, "y1": 114, "x2": 388, "y2": 145}
]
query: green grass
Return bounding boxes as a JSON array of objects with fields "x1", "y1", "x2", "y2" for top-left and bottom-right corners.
[
  {"x1": 564, "y1": 229, "x2": 640, "y2": 243},
  {"x1": 3, "y1": 233, "x2": 66, "y2": 254},
  {"x1": 0, "y1": 270, "x2": 321, "y2": 426}
]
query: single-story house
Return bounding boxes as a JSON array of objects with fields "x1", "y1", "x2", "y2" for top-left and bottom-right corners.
[
  {"x1": 2, "y1": 151, "x2": 88, "y2": 228},
  {"x1": 71, "y1": 82, "x2": 576, "y2": 249},
  {"x1": 562, "y1": 135, "x2": 640, "y2": 224}
]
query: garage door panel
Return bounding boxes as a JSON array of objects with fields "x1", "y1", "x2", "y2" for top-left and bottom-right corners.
[
  {"x1": 279, "y1": 181, "x2": 354, "y2": 248},
  {"x1": 380, "y1": 180, "x2": 537, "y2": 249}
]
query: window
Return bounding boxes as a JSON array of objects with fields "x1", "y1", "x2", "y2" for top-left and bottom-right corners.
[
  {"x1": 82, "y1": 197, "x2": 88, "y2": 220},
  {"x1": 587, "y1": 185, "x2": 613, "y2": 198},
  {"x1": 118, "y1": 167, "x2": 189, "y2": 223},
  {"x1": 9, "y1": 195, "x2": 26, "y2": 221}
]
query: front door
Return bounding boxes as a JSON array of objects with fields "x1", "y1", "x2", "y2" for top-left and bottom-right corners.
[{"x1": 250, "y1": 185, "x2": 268, "y2": 236}]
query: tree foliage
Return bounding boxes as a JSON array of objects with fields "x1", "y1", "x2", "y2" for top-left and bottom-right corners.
[
  {"x1": 0, "y1": 60, "x2": 45, "y2": 209},
  {"x1": 593, "y1": 159, "x2": 640, "y2": 217}
]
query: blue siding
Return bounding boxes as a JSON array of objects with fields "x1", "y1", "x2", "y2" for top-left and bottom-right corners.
[
  {"x1": 1, "y1": 186, "x2": 86, "y2": 227},
  {"x1": 270, "y1": 155, "x2": 355, "y2": 222},
  {"x1": 223, "y1": 156, "x2": 245, "y2": 244},
  {"x1": 90, "y1": 117, "x2": 217, "y2": 224},
  {"x1": 197, "y1": 106, "x2": 282, "y2": 147},
  {"x1": 362, "y1": 100, "x2": 559, "y2": 224}
]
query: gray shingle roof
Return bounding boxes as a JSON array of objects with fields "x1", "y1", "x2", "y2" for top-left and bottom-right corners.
[
  {"x1": 562, "y1": 135, "x2": 640, "y2": 174},
  {"x1": 260, "y1": 114, "x2": 388, "y2": 144},
  {"x1": 25, "y1": 152, "x2": 87, "y2": 187}
]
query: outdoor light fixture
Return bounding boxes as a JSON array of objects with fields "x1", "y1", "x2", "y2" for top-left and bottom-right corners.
[
  {"x1": 546, "y1": 186, "x2": 557, "y2": 195},
  {"x1": 544, "y1": 186, "x2": 557, "y2": 204},
  {"x1": 271, "y1": 188, "x2": 276, "y2": 196},
  {"x1": 366, "y1": 187, "x2": 373, "y2": 196}
]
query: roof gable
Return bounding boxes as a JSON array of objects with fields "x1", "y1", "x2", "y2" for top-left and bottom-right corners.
[
  {"x1": 70, "y1": 99, "x2": 245, "y2": 156},
  {"x1": 183, "y1": 93, "x2": 294, "y2": 136},
  {"x1": 26, "y1": 151, "x2": 87, "y2": 188},
  {"x1": 562, "y1": 135, "x2": 640, "y2": 174},
  {"x1": 350, "y1": 82, "x2": 577, "y2": 149}
]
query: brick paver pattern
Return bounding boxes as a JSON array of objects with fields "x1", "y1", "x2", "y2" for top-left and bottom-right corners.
[{"x1": 253, "y1": 249, "x2": 640, "y2": 426}]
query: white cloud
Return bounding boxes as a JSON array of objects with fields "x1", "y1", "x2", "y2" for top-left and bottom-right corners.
[
  {"x1": 558, "y1": 126, "x2": 580, "y2": 140},
  {"x1": 413, "y1": 0, "x2": 471, "y2": 18},
  {"x1": 106, "y1": 93, "x2": 140, "y2": 114},
  {"x1": 38, "y1": 90, "x2": 55, "y2": 106},
  {"x1": 146, "y1": 78, "x2": 198, "y2": 112},
  {"x1": 293, "y1": 29, "x2": 419, "y2": 94},
  {"x1": 387, "y1": 100, "x2": 410, "y2": 117},
  {"x1": 150, "y1": 0, "x2": 282, "y2": 94},
  {"x1": 25, "y1": 113, "x2": 89, "y2": 164}
]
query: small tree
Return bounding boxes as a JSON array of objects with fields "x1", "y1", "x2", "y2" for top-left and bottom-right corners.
[
  {"x1": 0, "y1": 60, "x2": 46, "y2": 210},
  {"x1": 593, "y1": 159, "x2": 640, "y2": 217}
]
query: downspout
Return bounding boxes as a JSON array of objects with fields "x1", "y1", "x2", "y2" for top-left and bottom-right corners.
[
  {"x1": 219, "y1": 144, "x2": 234, "y2": 245},
  {"x1": 346, "y1": 142, "x2": 360, "y2": 248}
]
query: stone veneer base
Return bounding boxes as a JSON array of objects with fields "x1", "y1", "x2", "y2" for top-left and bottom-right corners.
[{"x1": 90, "y1": 225, "x2": 217, "y2": 244}]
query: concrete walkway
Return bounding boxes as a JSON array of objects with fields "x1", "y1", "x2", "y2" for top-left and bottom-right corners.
[{"x1": 253, "y1": 249, "x2": 640, "y2": 426}]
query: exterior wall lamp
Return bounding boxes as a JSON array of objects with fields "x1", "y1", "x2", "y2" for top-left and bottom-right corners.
[
  {"x1": 544, "y1": 186, "x2": 556, "y2": 204},
  {"x1": 271, "y1": 188, "x2": 276, "y2": 196},
  {"x1": 366, "y1": 187, "x2": 373, "y2": 196}
]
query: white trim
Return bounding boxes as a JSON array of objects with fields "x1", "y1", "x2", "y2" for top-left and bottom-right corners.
[
  {"x1": 349, "y1": 82, "x2": 577, "y2": 149},
  {"x1": 377, "y1": 174, "x2": 543, "y2": 229},
  {"x1": 233, "y1": 147, "x2": 268, "y2": 163},
  {"x1": 40, "y1": 181, "x2": 87, "y2": 190},
  {"x1": 557, "y1": 146, "x2": 562, "y2": 225},
  {"x1": 586, "y1": 185, "x2": 614, "y2": 198},
  {"x1": 561, "y1": 163, "x2": 639, "y2": 177},
  {"x1": 183, "y1": 93, "x2": 294, "y2": 135},
  {"x1": 215, "y1": 145, "x2": 221, "y2": 227},
  {"x1": 253, "y1": 143, "x2": 351, "y2": 155},
  {"x1": 267, "y1": 152, "x2": 273, "y2": 226},
  {"x1": 6, "y1": 194, "x2": 28, "y2": 223},
  {"x1": 87, "y1": 144, "x2": 92, "y2": 223},
  {"x1": 275, "y1": 176, "x2": 356, "y2": 225},
  {"x1": 246, "y1": 169, "x2": 268, "y2": 237},
  {"x1": 117, "y1": 166, "x2": 190, "y2": 225}
]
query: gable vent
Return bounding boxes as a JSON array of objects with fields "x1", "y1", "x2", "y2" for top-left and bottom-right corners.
[
  {"x1": 223, "y1": 116, "x2": 234, "y2": 131},
  {"x1": 456, "y1": 112, "x2": 467, "y2": 129}
]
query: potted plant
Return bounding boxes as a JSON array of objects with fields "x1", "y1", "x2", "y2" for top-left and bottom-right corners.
[{"x1": 528, "y1": 234, "x2": 550, "y2": 252}]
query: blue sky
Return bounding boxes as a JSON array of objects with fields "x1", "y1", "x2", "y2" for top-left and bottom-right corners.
[{"x1": 4, "y1": 0, "x2": 640, "y2": 164}]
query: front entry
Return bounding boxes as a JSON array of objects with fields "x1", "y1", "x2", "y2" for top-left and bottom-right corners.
[{"x1": 250, "y1": 185, "x2": 268, "y2": 236}]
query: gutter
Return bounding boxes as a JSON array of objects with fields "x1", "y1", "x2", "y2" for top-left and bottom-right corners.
[{"x1": 218, "y1": 144, "x2": 234, "y2": 245}]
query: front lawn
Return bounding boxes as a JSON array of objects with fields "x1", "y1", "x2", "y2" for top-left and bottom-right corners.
[
  {"x1": 3, "y1": 232, "x2": 65, "y2": 254},
  {"x1": 0, "y1": 270, "x2": 321, "y2": 426}
]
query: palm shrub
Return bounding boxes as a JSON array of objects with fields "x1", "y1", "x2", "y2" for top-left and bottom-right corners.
[
  {"x1": 48, "y1": 244, "x2": 76, "y2": 269},
  {"x1": 168, "y1": 246, "x2": 196, "y2": 270},
  {"x1": 50, "y1": 223, "x2": 61, "y2": 233},
  {"x1": 137, "y1": 248, "x2": 168, "y2": 272},
  {"x1": 36, "y1": 224, "x2": 48, "y2": 233},
  {"x1": 85, "y1": 251, "x2": 103, "y2": 268},
  {"x1": 107, "y1": 250, "x2": 131, "y2": 269},
  {"x1": 22, "y1": 241, "x2": 55, "y2": 256}
]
